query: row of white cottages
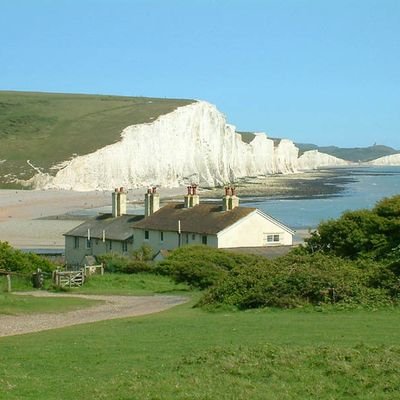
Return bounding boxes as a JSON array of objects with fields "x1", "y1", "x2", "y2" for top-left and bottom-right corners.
[{"x1": 64, "y1": 186, "x2": 294, "y2": 266}]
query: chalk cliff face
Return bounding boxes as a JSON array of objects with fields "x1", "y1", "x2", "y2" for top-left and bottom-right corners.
[
  {"x1": 26, "y1": 101, "x2": 301, "y2": 191},
  {"x1": 297, "y1": 150, "x2": 350, "y2": 170},
  {"x1": 24, "y1": 101, "x2": 355, "y2": 191},
  {"x1": 369, "y1": 154, "x2": 400, "y2": 166}
]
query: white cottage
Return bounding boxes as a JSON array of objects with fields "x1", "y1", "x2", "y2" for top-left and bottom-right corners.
[
  {"x1": 132, "y1": 186, "x2": 294, "y2": 253},
  {"x1": 64, "y1": 186, "x2": 294, "y2": 266}
]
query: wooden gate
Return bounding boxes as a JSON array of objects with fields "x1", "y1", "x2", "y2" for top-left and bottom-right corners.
[{"x1": 53, "y1": 270, "x2": 85, "y2": 288}]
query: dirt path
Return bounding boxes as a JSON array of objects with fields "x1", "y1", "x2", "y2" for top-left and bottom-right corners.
[{"x1": 0, "y1": 292, "x2": 188, "y2": 338}]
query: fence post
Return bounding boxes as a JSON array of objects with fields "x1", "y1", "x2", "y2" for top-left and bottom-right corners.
[{"x1": 6, "y1": 274, "x2": 11, "y2": 293}]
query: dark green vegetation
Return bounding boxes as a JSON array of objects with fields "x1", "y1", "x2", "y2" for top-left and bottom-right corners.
[
  {"x1": 156, "y1": 245, "x2": 255, "y2": 289},
  {"x1": 304, "y1": 194, "x2": 400, "y2": 260},
  {"x1": 96, "y1": 244, "x2": 154, "y2": 274},
  {"x1": 295, "y1": 143, "x2": 399, "y2": 161},
  {"x1": 157, "y1": 247, "x2": 398, "y2": 310},
  {"x1": 0, "y1": 293, "x2": 101, "y2": 315},
  {"x1": 1, "y1": 301, "x2": 400, "y2": 399},
  {"x1": 0, "y1": 91, "x2": 193, "y2": 187},
  {"x1": 0, "y1": 241, "x2": 56, "y2": 274}
]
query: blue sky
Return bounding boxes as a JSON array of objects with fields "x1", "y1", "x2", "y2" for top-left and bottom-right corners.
[{"x1": 1, "y1": 0, "x2": 399, "y2": 148}]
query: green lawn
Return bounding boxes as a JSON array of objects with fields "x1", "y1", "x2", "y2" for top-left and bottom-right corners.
[
  {"x1": 0, "y1": 293, "x2": 102, "y2": 315},
  {"x1": 1, "y1": 299, "x2": 399, "y2": 399},
  {"x1": 0, "y1": 91, "x2": 193, "y2": 187}
]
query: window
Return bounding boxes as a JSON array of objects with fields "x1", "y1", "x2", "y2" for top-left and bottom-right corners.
[
  {"x1": 192, "y1": 233, "x2": 196, "y2": 241},
  {"x1": 74, "y1": 237, "x2": 79, "y2": 249},
  {"x1": 122, "y1": 241, "x2": 128, "y2": 252},
  {"x1": 266, "y1": 234, "x2": 280, "y2": 243},
  {"x1": 202, "y1": 235, "x2": 208, "y2": 245},
  {"x1": 109, "y1": 241, "x2": 113, "y2": 250},
  {"x1": 185, "y1": 234, "x2": 189, "y2": 244},
  {"x1": 145, "y1": 230, "x2": 149, "y2": 240},
  {"x1": 86, "y1": 238, "x2": 92, "y2": 249},
  {"x1": 160, "y1": 231, "x2": 164, "y2": 242}
]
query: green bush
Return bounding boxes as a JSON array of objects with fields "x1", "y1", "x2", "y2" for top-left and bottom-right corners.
[
  {"x1": 199, "y1": 253, "x2": 398, "y2": 309},
  {"x1": 96, "y1": 253, "x2": 129, "y2": 273},
  {"x1": 0, "y1": 241, "x2": 56, "y2": 274},
  {"x1": 303, "y1": 195, "x2": 400, "y2": 260},
  {"x1": 96, "y1": 245, "x2": 154, "y2": 274},
  {"x1": 123, "y1": 260, "x2": 153, "y2": 274},
  {"x1": 155, "y1": 246, "x2": 257, "y2": 289}
]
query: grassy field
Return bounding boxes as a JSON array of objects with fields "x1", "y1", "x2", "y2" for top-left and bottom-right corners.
[
  {"x1": 0, "y1": 91, "x2": 193, "y2": 188},
  {"x1": 1, "y1": 295, "x2": 399, "y2": 399}
]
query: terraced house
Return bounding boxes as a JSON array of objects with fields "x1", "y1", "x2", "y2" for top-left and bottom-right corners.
[{"x1": 64, "y1": 186, "x2": 294, "y2": 266}]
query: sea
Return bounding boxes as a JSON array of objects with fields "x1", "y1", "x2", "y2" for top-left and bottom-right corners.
[{"x1": 243, "y1": 166, "x2": 400, "y2": 230}]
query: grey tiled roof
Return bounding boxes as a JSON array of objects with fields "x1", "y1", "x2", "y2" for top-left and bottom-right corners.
[
  {"x1": 64, "y1": 214, "x2": 143, "y2": 241},
  {"x1": 132, "y1": 203, "x2": 256, "y2": 235}
]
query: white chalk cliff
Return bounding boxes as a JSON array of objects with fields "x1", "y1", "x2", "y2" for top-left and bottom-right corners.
[
  {"x1": 368, "y1": 153, "x2": 400, "y2": 166},
  {"x1": 297, "y1": 150, "x2": 350, "y2": 170},
  {"x1": 24, "y1": 100, "x2": 350, "y2": 191},
  {"x1": 26, "y1": 101, "x2": 300, "y2": 190}
]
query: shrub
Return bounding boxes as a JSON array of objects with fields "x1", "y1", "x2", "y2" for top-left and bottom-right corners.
[
  {"x1": 0, "y1": 241, "x2": 56, "y2": 274},
  {"x1": 199, "y1": 253, "x2": 398, "y2": 309},
  {"x1": 96, "y1": 253, "x2": 129, "y2": 273},
  {"x1": 96, "y1": 245, "x2": 154, "y2": 274},
  {"x1": 123, "y1": 260, "x2": 153, "y2": 274},
  {"x1": 155, "y1": 246, "x2": 258, "y2": 289},
  {"x1": 303, "y1": 195, "x2": 400, "y2": 260}
]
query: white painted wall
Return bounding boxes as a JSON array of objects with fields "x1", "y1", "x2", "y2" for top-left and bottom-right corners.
[
  {"x1": 217, "y1": 211, "x2": 293, "y2": 248},
  {"x1": 65, "y1": 236, "x2": 133, "y2": 266},
  {"x1": 133, "y1": 228, "x2": 217, "y2": 253}
]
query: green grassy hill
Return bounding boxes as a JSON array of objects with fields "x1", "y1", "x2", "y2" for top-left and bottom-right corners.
[{"x1": 0, "y1": 91, "x2": 194, "y2": 188}]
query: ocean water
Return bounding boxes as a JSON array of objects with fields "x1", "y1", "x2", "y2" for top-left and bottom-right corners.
[{"x1": 244, "y1": 166, "x2": 400, "y2": 229}]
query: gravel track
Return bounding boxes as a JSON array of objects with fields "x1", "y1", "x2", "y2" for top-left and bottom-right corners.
[{"x1": 0, "y1": 292, "x2": 188, "y2": 338}]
